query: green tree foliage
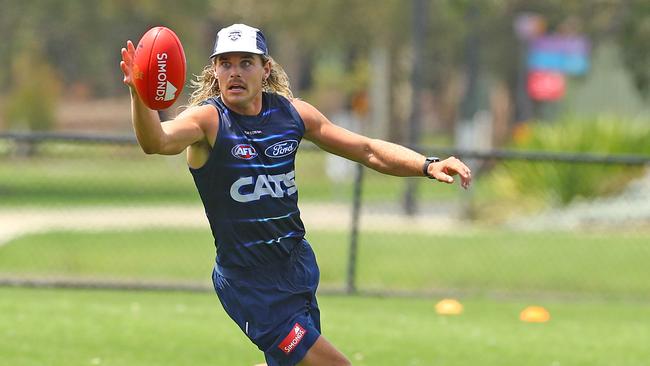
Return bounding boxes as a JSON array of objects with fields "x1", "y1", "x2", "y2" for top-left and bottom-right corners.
[
  {"x1": 481, "y1": 117, "x2": 650, "y2": 216},
  {"x1": 1, "y1": 0, "x2": 647, "y2": 125},
  {"x1": 5, "y1": 44, "x2": 61, "y2": 132},
  {"x1": 615, "y1": 0, "x2": 650, "y2": 99}
]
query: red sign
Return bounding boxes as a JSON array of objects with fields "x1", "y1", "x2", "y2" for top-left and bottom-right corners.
[
  {"x1": 527, "y1": 71, "x2": 566, "y2": 101},
  {"x1": 278, "y1": 323, "x2": 307, "y2": 355}
]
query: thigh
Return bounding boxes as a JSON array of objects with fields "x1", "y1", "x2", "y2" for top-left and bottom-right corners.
[{"x1": 297, "y1": 335, "x2": 350, "y2": 366}]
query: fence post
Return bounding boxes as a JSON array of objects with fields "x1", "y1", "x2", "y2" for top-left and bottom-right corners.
[
  {"x1": 403, "y1": 0, "x2": 429, "y2": 216},
  {"x1": 346, "y1": 163, "x2": 364, "y2": 294}
]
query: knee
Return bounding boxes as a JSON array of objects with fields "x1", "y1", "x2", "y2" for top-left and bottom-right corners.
[
  {"x1": 335, "y1": 356, "x2": 352, "y2": 366},
  {"x1": 299, "y1": 353, "x2": 351, "y2": 366},
  {"x1": 321, "y1": 360, "x2": 349, "y2": 366}
]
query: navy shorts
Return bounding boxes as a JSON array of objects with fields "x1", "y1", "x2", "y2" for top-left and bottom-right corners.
[{"x1": 212, "y1": 239, "x2": 321, "y2": 366}]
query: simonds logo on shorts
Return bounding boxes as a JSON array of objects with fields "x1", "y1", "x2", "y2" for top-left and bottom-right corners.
[
  {"x1": 231, "y1": 144, "x2": 257, "y2": 160},
  {"x1": 278, "y1": 323, "x2": 307, "y2": 355}
]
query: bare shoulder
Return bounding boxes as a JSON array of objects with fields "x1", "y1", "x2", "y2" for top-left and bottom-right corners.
[
  {"x1": 290, "y1": 98, "x2": 311, "y2": 115},
  {"x1": 165, "y1": 104, "x2": 220, "y2": 147},
  {"x1": 176, "y1": 104, "x2": 219, "y2": 127},
  {"x1": 290, "y1": 98, "x2": 326, "y2": 131}
]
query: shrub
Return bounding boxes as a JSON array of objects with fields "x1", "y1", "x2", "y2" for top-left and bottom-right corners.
[
  {"x1": 5, "y1": 46, "x2": 61, "y2": 132},
  {"x1": 479, "y1": 116, "x2": 650, "y2": 217}
]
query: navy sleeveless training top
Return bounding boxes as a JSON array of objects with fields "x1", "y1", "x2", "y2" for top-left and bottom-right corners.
[{"x1": 190, "y1": 92, "x2": 306, "y2": 269}]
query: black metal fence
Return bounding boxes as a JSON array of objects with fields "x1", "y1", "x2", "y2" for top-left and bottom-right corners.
[{"x1": 1, "y1": 132, "x2": 649, "y2": 301}]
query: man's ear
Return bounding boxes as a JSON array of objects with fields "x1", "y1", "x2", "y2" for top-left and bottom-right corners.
[
  {"x1": 212, "y1": 63, "x2": 219, "y2": 79},
  {"x1": 263, "y1": 58, "x2": 271, "y2": 79}
]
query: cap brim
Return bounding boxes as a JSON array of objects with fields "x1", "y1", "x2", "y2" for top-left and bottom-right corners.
[{"x1": 210, "y1": 48, "x2": 265, "y2": 58}]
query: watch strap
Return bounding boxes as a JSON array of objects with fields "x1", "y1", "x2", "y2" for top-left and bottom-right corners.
[{"x1": 422, "y1": 156, "x2": 440, "y2": 179}]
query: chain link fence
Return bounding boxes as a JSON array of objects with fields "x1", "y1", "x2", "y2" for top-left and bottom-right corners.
[{"x1": 1, "y1": 133, "x2": 649, "y2": 301}]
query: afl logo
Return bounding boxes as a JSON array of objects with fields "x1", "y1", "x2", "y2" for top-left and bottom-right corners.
[
  {"x1": 265, "y1": 140, "x2": 298, "y2": 158},
  {"x1": 231, "y1": 144, "x2": 258, "y2": 160}
]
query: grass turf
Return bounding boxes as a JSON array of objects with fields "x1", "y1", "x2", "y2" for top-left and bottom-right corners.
[
  {"x1": 1, "y1": 228, "x2": 648, "y2": 298},
  {"x1": 0, "y1": 146, "x2": 460, "y2": 206},
  {"x1": 1, "y1": 287, "x2": 649, "y2": 366}
]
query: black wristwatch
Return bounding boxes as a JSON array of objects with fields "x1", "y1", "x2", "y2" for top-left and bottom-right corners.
[{"x1": 422, "y1": 156, "x2": 440, "y2": 179}]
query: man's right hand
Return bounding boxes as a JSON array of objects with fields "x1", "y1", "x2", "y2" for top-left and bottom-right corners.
[{"x1": 120, "y1": 40, "x2": 137, "y2": 89}]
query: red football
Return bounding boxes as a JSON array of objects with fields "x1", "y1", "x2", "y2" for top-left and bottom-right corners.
[{"x1": 133, "y1": 26, "x2": 186, "y2": 110}]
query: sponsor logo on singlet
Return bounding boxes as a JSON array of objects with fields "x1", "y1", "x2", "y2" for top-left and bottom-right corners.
[
  {"x1": 264, "y1": 139, "x2": 298, "y2": 158},
  {"x1": 231, "y1": 144, "x2": 258, "y2": 160},
  {"x1": 230, "y1": 170, "x2": 297, "y2": 203},
  {"x1": 278, "y1": 323, "x2": 307, "y2": 355}
]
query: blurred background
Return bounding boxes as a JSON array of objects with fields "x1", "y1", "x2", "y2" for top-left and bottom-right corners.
[
  {"x1": 2, "y1": 1, "x2": 650, "y2": 365},
  {"x1": 1, "y1": 0, "x2": 649, "y2": 300}
]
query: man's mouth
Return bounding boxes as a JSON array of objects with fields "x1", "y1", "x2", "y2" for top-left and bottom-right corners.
[{"x1": 228, "y1": 84, "x2": 246, "y2": 91}]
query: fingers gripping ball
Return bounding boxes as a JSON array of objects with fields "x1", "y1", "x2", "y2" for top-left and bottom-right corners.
[{"x1": 133, "y1": 26, "x2": 186, "y2": 110}]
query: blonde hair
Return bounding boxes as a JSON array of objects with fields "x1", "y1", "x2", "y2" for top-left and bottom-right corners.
[{"x1": 188, "y1": 55, "x2": 293, "y2": 106}]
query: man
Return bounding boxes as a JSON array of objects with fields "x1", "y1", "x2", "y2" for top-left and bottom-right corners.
[{"x1": 120, "y1": 23, "x2": 471, "y2": 366}]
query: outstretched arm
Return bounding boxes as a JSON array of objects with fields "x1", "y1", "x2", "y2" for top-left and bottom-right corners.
[
  {"x1": 120, "y1": 40, "x2": 216, "y2": 156},
  {"x1": 294, "y1": 99, "x2": 471, "y2": 189}
]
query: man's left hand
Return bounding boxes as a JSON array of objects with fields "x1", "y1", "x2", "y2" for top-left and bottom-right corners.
[{"x1": 427, "y1": 156, "x2": 472, "y2": 190}]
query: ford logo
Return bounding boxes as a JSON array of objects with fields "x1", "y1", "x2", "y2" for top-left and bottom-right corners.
[{"x1": 265, "y1": 139, "x2": 298, "y2": 158}]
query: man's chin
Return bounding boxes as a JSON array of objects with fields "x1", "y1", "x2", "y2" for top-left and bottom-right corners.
[{"x1": 222, "y1": 93, "x2": 248, "y2": 104}]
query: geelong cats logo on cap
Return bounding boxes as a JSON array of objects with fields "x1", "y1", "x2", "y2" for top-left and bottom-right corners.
[{"x1": 228, "y1": 31, "x2": 242, "y2": 41}]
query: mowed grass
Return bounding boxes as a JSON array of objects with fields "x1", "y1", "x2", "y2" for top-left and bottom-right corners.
[
  {"x1": 0, "y1": 147, "x2": 197, "y2": 206},
  {"x1": 1, "y1": 287, "x2": 649, "y2": 366},
  {"x1": 0, "y1": 143, "x2": 461, "y2": 206},
  {"x1": 1, "y1": 228, "x2": 648, "y2": 298}
]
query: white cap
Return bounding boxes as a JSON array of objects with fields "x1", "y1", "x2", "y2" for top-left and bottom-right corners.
[{"x1": 210, "y1": 23, "x2": 269, "y2": 58}]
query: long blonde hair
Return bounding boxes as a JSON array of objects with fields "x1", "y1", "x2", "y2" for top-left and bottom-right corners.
[{"x1": 188, "y1": 55, "x2": 293, "y2": 106}]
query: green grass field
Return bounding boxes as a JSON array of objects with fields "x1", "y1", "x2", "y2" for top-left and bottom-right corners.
[
  {"x1": 1, "y1": 228, "x2": 648, "y2": 298},
  {"x1": 0, "y1": 144, "x2": 462, "y2": 206},
  {"x1": 2, "y1": 142, "x2": 650, "y2": 365},
  {"x1": 1, "y1": 287, "x2": 649, "y2": 366}
]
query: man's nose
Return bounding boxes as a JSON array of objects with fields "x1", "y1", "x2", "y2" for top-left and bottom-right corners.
[{"x1": 229, "y1": 65, "x2": 242, "y2": 78}]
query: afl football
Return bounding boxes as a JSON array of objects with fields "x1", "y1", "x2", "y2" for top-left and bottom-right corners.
[{"x1": 133, "y1": 26, "x2": 186, "y2": 110}]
